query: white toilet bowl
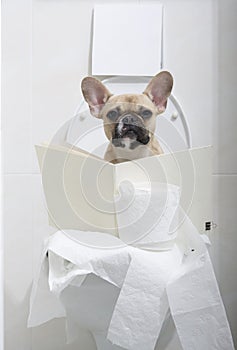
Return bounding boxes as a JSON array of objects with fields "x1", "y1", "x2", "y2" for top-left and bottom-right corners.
[{"x1": 60, "y1": 273, "x2": 182, "y2": 350}]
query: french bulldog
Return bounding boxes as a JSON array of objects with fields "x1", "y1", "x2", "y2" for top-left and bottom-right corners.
[{"x1": 81, "y1": 71, "x2": 173, "y2": 163}]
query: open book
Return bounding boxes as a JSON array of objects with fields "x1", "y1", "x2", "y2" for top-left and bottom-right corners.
[{"x1": 36, "y1": 143, "x2": 212, "y2": 235}]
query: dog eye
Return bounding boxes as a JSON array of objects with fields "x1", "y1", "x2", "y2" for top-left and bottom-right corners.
[
  {"x1": 141, "y1": 109, "x2": 152, "y2": 118},
  {"x1": 107, "y1": 110, "x2": 119, "y2": 120}
]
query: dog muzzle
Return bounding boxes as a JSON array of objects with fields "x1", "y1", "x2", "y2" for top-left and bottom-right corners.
[{"x1": 112, "y1": 114, "x2": 150, "y2": 149}]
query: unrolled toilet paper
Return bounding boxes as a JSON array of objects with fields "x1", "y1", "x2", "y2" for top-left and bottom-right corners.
[
  {"x1": 28, "y1": 183, "x2": 234, "y2": 350},
  {"x1": 107, "y1": 246, "x2": 183, "y2": 350},
  {"x1": 28, "y1": 231, "x2": 132, "y2": 327},
  {"x1": 166, "y1": 214, "x2": 234, "y2": 350}
]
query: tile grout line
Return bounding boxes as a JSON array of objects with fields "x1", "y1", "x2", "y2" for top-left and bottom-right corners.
[
  {"x1": 212, "y1": 173, "x2": 237, "y2": 176},
  {"x1": 3, "y1": 172, "x2": 237, "y2": 176},
  {"x1": 3, "y1": 173, "x2": 40, "y2": 176},
  {"x1": 30, "y1": 0, "x2": 33, "y2": 347}
]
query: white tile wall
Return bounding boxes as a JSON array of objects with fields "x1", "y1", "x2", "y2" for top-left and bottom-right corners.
[
  {"x1": 211, "y1": 0, "x2": 237, "y2": 347},
  {"x1": 0, "y1": 136, "x2": 3, "y2": 350},
  {"x1": 2, "y1": 0, "x2": 99, "y2": 348},
  {"x1": 212, "y1": 176, "x2": 237, "y2": 341},
  {"x1": 2, "y1": 0, "x2": 237, "y2": 349},
  {"x1": 164, "y1": 0, "x2": 216, "y2": 148},
  {"x1": 2, "y1": 0, "x2": 33, "y2": 174},
  {"x1": 31, "y1": 0, "x2": 93, "y2": 173},
  {"x1": 4, "y1": 175, "x2": 33, "y2": 350},
  {"x1": 0, "y1": 2, "x2": 3, "y2": 348},
  {"x1": 31, "y1": 175, "x2": 56, "y2": 273},
  {"x1": 213, "y1": 0, "x2": 237, "y2": 174}
]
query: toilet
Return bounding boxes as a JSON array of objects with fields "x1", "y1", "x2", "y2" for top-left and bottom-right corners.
[
  {"x1": 28, "y1": 72, "x2": 235, "y2": 349},
  {"x1": 30, "y1": 77, "x2": 192, "y2": 350}
]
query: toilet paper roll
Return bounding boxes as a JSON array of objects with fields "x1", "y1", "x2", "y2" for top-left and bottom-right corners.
[{"x1": 114, "y1": 181, "x2": 180, "y2": 247}]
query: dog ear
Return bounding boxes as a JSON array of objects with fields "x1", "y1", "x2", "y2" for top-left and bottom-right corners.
[
  {"x1": 143, "y1": 71, "x2": 173, "y2": 113},
  {"x1": 81, "y1": 77, "x2": 112, "y2": 118}
]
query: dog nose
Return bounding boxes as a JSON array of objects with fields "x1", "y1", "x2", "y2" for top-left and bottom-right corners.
[{"x1": 122, "y1": 115, "x2": 136, "y2": 125}]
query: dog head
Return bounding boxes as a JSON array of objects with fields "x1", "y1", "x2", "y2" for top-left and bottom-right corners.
[{"x1": 81, "y1": 71, "x2": 173, "y2": 150}]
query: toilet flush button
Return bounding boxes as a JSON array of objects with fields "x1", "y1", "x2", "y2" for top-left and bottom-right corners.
[{"x1": 171, "y1": 111, "x2": 178, "y2": 120}]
